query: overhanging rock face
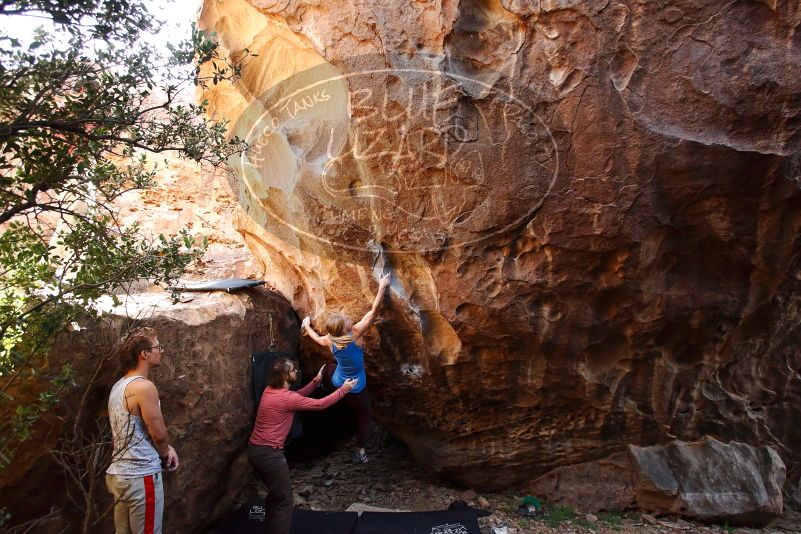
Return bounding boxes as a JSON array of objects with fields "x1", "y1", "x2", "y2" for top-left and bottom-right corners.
[{"x1": 199, "y1": 0, "x2": 801, "y2": 495}]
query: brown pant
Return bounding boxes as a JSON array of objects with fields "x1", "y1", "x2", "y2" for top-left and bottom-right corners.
[{"x1": 248, "y1": 445, "x2": 293, "y2": 534}]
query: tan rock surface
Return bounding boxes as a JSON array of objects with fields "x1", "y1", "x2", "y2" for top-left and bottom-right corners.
[
  {"x1": 114, "y1": 157, "x2": 260, "y2": 282},
  {"x1": 198, "y1": 0, "x2": 801, "y2": 500}
]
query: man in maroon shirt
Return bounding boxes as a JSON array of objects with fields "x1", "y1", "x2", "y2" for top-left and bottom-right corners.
[{"x1": 249, "y1": 358, "x2": 356, "y2": 534}]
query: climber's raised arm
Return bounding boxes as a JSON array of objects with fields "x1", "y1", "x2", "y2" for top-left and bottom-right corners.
[
  {"x1": 302, "y1": 317, "x2": 332, "y2": 349},
  {"x1": 352, "y1": 273, "x2": 390, "y2": 340}
]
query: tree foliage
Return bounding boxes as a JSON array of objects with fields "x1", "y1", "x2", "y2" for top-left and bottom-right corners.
[{"x1": 0, "y1": 0, "x2": 247, "y2": 474}]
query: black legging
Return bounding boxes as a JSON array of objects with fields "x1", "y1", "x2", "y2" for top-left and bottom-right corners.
[{"x1": 322, "y1": 363, "x2": 373, "y2": 447}]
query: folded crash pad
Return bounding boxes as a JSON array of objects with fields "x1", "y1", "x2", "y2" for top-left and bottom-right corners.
[
  {"x1": 213, "y1": 501, "x2": 357, "y2": 534},
  {"x1": 215, "y1": 504, "x2": 479, "y2": 534},
  {"x1": 352, "y1": 510, "x2": 481, "y2": 534},
  {"x1": 169, "y1": 278, "x2": 265, "y2": 292},
  {"x1": 291, "y1": 507, "x2": 359, "y2": 534},
  {"x1": 212, "y1": 495, "x2": 267, "y2": 534}
]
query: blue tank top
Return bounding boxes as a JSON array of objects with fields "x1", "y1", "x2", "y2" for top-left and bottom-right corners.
[{"x1": 331, "y1": 341, "x2": 367, "y2": 394}]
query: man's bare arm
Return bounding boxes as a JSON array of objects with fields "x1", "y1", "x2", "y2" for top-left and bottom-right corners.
[{"x1": 134, "y1": 380, "x2": 170, "y2": 457}]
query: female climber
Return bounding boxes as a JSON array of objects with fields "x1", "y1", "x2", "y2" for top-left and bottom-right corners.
[
  {"x1": 249, "y1": 358, "x2": 356, "y2": 534},
  {"x1": 301, "y1": 272, "x2": 391, "y2": 464}
]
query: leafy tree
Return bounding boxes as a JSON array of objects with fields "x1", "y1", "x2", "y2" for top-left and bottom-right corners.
[{"x1": 0, "y1": 0, "x2": 247, "y2": 474}]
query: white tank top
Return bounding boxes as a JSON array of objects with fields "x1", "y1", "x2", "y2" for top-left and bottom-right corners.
[{"x1": 106, "y1": 376, "x2": 161, "y2": 477}]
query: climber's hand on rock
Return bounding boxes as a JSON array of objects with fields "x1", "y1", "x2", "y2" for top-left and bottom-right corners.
[{"x1": 379, "y1": 273, "x2": 390, "y2": 289}]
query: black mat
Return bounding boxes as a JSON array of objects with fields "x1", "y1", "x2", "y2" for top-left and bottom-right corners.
[
  {"x1": 170, "y1": 278, "x2": 265, "y2": 292},
  {"x1": 212, "y1": 501, "x2": 357, "y2": 534},
  {"x1": 291, "y1": 507, "x2": 358, "y2": 534},
  {"x1": 352, "y1": 510, "x2": 481, "y2": 534},
  {"x1": 214, "y1": 504, "x2": 478, "y2": 534},
  {"x1": 212, "y1": 495, "x2": 266, "y2": 534}
]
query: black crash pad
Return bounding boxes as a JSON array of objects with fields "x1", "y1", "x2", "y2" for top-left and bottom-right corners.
[
  {"x1": 169, "y1": 278, "x2": 265, "y2": 292},
  {"x1": 212, "y1": 499, "x2": 357, "y2": 534},
  {"x1": 212, "y1": 495, "x2": 267, "y2": 534},
  {"x1": 291, "y1": 507, "x2": 359, "y2": 534},
  {"x1": 352, "y1": 510, "x2": 481, "y2": 534}
]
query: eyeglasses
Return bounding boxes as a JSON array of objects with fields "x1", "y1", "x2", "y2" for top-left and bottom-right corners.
[{"x1": 147, "y1": 344, "x2": 165, "y2": 353}]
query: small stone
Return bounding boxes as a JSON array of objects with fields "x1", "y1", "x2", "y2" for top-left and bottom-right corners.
[
  {"x1": 643, "y1": 514, "x2": 658, "y2": 524},
  {"x1": 461, "y1": 489, "x2": 477, "y2": 500},
  {"x1": 359, "y1": 495, "x2": 372, "y2": 503},
  {"x1": 478, "y1": 496, "x2": 490, "y2": 508},
  {"x1": 323, "y1": 479, "x2": 333, "y2": 487},
  {"x1": 585, "y1": 513, "x2": 598, "y2": 523}
]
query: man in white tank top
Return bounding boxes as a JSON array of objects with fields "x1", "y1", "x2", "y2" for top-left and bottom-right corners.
[{"x1": 106, "y1": 328, "x2": 179, "y2": 534}]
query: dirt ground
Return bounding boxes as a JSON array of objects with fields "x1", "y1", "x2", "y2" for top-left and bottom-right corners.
[{"x1": 242, "y1": 426, "x2": 801, "y2": 534}]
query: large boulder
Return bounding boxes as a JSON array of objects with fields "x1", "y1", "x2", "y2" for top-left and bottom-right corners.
[
  {"x1": 529, "y1": 437, "x2": 786, "y2": 526},
  {"x1": 198, "y1": 0, "x2": 801, "y2": 497},
  {"x1": 629, "y1": 437, "x2": 786, "y2": 526}
]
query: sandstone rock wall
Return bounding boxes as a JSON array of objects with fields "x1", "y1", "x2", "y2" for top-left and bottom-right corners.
[{"x1": 199, "y1": 0, "x2": 801, "y2": 496}]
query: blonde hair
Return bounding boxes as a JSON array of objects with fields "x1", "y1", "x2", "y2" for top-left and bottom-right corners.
[
  {"x1": 326, "y1": 313, "x2": 352, "y2": 350},
  {"x1": 326, "y1": 314, "x2": 346, "y2": 336}
]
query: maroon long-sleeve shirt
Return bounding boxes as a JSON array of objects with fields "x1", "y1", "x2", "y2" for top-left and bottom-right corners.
[{"x1": 249, "y1": 377, "x2": 347, "y2": 449}]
